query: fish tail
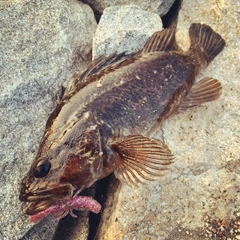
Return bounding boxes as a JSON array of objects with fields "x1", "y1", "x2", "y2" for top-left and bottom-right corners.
[{"x1": 189, "y1": 23, "x2": 225, "y2": 68}]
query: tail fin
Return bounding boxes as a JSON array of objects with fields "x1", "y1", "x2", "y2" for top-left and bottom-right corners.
[{"x1": 189, "y1": 23, "x2": 225, "y2": 65}]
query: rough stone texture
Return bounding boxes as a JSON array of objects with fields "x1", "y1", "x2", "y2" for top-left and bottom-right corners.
[
  {"x1": 94, "y1": 1, "x2": 240, "y2": 240},
  {"x1": 53, "y1": 210, "x2": 90, "y2": 240},
  {"x1": 84, "y1": 0, "x2": 175, "y2": 17},
  {"x1": 0, "y1": 0, "x2": 97, "y2": 239},
  {"x1": 92, "y1": 5, "x2": 162, "y2": 60}
]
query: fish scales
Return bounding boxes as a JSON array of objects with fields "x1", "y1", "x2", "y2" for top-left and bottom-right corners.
[
  {"x1": 89, "y1": 52, "x2": 195, "y2": 133},
  {"x1": 41, "y1": 53, "x2": 193, "y2": 156},
  {"x1": 19, "y1": 23, "x2": 225, "y2": 218},
  {"x1": 54, "y1": 53, "x2": 194, "y2": 138}
]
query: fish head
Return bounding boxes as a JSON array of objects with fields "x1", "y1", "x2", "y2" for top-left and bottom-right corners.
[{"x1": 19, "y1": 124, "x2": 108, "y2": 215}]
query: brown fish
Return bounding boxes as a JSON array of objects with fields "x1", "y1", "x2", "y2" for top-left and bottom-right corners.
[{"x1": 19, "y1": 23, "x2": 225, "y2": 215}]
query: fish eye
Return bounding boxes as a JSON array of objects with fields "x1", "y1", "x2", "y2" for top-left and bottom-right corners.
[{"x1": 33, "y1": 160, "x2": 51, "y2": 178}]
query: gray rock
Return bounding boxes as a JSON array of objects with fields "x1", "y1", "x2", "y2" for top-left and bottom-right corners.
[
  {"x1": 0, "y1": 0, "x2": 97, "y2": 239},
  {"x1": 93, "y1": 5, "x2": 162, "y2": 59},
  {"x1": 93, "y1": 1, "x2": 240, "y2": 239},
  {"x1": 84, "y1": 0, "x2": 175, "y2": 17}
]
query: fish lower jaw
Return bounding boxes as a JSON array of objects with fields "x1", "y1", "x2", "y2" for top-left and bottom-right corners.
[
  {"x1": 25, "y1": 192, "x2": 74, "y2": 215},
  {"x1": 26, "y1": 200, "x2": 55, "y2": 215}
]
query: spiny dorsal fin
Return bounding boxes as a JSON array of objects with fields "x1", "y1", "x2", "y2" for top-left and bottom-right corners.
[
  {"x1": 77, "y1": 53, "x2": 129, "y2": 83},
  {"x1": 141, "y1": 24, "x2": 181, "y2": 53},
  {"x1": 63, "y1": 52, "x2": 134, "y2": 99},
  {"x1": 178, "y1": 77, "x2": 222, "y2": 111},
  {"x1": 111, "y1": 135, "x2": 174, "y2": 186}
]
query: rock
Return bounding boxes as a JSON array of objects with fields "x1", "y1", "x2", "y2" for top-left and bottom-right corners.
[
  {"x1": 83, "y1": 0, "x2": 175, "y2": 17},
  {"x1": 0, "y1": 0, "x2": 97, "y2": 239},
  {"x1": 53, "y1": 209, "x2": 90, "y2": 240},
  {"x1": 93, "y1": 5, "x2": 162, "y2": 59},
  {"x1": 94, "y1": 1, "x2": 240, "y2": 239}
]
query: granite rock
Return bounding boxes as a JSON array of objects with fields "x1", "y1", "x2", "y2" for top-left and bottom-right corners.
[
  {"x1": 0, "y1": 0, "x2": 97, "y2": 239},
  {"x1": 83, "y1": 0, "x2": 175, "y2": 17},
  {"x1": 93, "y1": 5, "x2": 162, "y2": 60}
]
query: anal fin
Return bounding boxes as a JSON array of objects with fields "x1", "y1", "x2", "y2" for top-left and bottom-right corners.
[
  {"x1": 111, "y1": 135, "x2": 174, "y2": 186},
  {"x1": 178, "y1": 77, "x2": 222, "y2": 111}
]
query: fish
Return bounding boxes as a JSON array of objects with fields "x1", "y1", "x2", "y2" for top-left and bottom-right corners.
[{"x1": 19, "y1": 23, "x2": 225, "y2": 217}]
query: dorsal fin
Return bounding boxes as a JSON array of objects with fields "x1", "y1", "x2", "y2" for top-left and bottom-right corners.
[
  {"x1": 62, "y1": 52, "x2": 135, "y2": 100},
  {"x1": 77, "y1": 52, "x2": 129, "y2": 83},
  {"x1": 141, "y1": 23, "x2": 181, "y2": 53}
]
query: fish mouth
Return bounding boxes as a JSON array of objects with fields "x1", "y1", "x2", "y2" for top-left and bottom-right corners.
[
  {"x1": 19, "y1": 184, "x2": 75, "y2": 215},
  {"x1": 26, "y1": 200, "x2": 56, "y2": 215}
]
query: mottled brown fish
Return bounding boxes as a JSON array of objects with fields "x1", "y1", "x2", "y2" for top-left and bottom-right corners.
[{"x1": 19, "y1": 23, "x2": 225, "y2": 216}]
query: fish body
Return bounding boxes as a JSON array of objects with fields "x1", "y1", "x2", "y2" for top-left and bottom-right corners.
[{"x1": 20, "y1": 23, "x2": 225, "y2": 215}]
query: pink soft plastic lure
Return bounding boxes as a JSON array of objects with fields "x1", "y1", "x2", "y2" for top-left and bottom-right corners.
[{"x1": 30, "y1": 196, "x2": 101, "y2": 223}]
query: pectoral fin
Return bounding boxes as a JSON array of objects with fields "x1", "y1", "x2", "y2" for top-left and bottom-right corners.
[
  {"x1": 178, "y1": 77, "x2": 222, "y2": 111},
  {"x1": 111, "y1": 135, "x2": 173, "y2": 185}
]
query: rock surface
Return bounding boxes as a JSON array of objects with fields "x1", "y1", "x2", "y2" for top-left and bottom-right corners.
[
  {"x1": 93, "y1": 5, "x2": 162, "y2": 59},
  {"x1": 83, "y1": 0, "x2": 175, "y2": 17},
  {"x1": 0, "y1": 0, "x2": 97, "y2": 239},
  {"x1": 95, "y1": 1, "x2": 240, "y2": 239}
]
